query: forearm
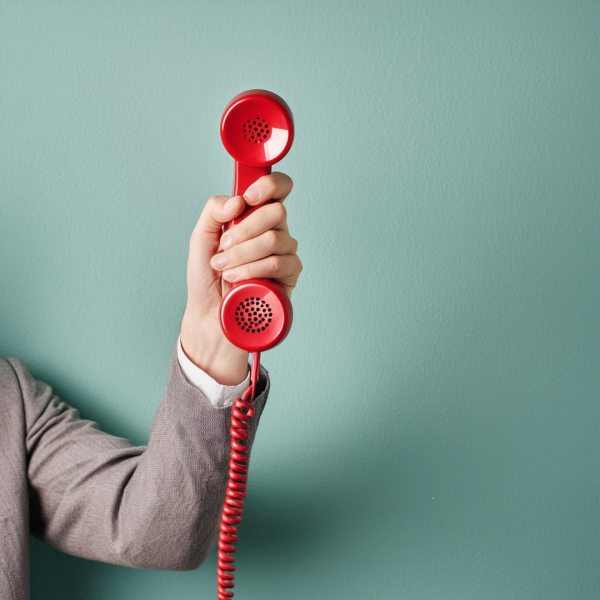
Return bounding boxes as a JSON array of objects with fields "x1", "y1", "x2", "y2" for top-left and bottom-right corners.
[
  {"x1": 21, "y1": 344, "x2": 269, "y2": 570},
  {"x1": 99, "y1": 351, "x2": 269, "y2": 570}
]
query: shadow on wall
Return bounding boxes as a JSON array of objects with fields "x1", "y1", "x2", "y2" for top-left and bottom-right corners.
[
  {"x1": 27, "y1": 393, "x2": 408, "y2": 599},
  {"x1": 30, "y1": 537, "x2": 100, "y2": 600}
]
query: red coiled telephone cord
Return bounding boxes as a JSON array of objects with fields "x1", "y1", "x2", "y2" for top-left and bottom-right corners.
[{"x1": 216, "y1": 352, "x2": 261, "y2": 600}]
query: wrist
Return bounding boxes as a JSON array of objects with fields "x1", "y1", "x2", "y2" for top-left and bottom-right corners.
[{"x1": 180, "y1": 308, "x2": 248, "y2": 385}]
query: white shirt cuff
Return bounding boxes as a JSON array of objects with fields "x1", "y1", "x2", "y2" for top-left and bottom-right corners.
[{"x1": 177, "y1": 336, "x2": 250, "y2": 408}]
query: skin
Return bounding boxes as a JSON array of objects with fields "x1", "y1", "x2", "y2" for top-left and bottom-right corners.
[{"x1": 180, "y1": 172, "x2": 303, "y2": 385}]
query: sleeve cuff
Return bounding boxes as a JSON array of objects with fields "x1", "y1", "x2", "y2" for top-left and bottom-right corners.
[{"x1": 176, "y1": 336, "x2": 250, "y2": 408}]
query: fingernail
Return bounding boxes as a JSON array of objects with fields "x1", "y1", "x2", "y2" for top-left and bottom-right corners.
[
  {"x1": 221, "y1": 234, "x2": 233, "y2": 249},
  {"x1": 224, "y1": 196, "x2": 237, "y2": 209},
  {"x1": 244, "y1": 187, "x2": 261, "y2": 203},
  {"x1": 211, "y1": 254, "x2": 227, "y2": 269},
  {"x1": 222, "y1": 269, "x2": 236, "y2": 281}
]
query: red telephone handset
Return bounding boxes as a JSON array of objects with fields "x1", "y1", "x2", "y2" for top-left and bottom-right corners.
[{"x1": 216, "y1": 90, "x2": 294, "y2": 599}]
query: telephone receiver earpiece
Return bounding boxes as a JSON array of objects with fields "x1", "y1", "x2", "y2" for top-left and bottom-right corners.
[{"x1": 219, "y1": 90, "x2": 294, "y2": 353}]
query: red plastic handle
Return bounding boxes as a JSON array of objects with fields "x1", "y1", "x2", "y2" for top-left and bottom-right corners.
[{"x1": 224, "y1": 163, "x2": 271, "y2": 290}]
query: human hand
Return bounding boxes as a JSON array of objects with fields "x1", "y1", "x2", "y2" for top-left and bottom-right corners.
[{"x1": 180, "y1": 172, "x2": 302, "y2": 385}]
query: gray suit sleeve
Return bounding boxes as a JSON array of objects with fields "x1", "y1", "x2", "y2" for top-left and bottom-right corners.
[{"x1": 9, "y1": 343, "x2": 269, "y2": 570}]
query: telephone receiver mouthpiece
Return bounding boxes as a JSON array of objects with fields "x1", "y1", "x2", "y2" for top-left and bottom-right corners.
[{"x1": 219, "y1": 90, "x2": 294, "y2": 352}]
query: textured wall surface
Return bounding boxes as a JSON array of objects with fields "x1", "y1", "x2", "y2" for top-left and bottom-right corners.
[{"x1": 1, "y1": 2, "x2": 599, "y2": 599}]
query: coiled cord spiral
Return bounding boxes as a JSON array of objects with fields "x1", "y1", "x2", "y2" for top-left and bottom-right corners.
[{"x1": 217, "y1": 352, "x2": 260, "y2": 599}]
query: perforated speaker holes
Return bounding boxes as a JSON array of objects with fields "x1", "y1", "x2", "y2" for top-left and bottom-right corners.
[
  {"x1": 243, "y1": 117, "x2": 270, "y2": 143},
  {"x1": 235, "y1": 297, "x2": 272, "y2": 333}
]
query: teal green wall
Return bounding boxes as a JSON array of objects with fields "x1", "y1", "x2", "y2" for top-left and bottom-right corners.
[{"x1": 1, "y1": 1, "x2": 599, "y2": 598}]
